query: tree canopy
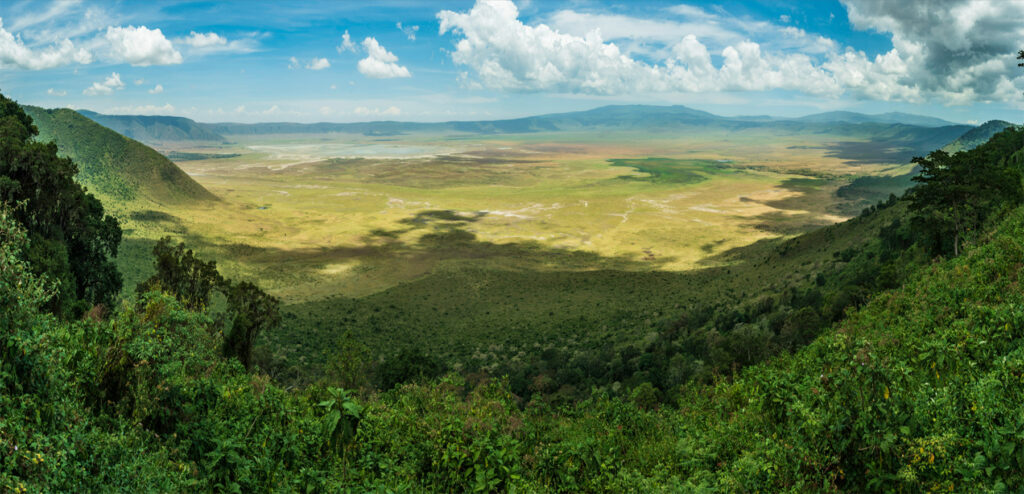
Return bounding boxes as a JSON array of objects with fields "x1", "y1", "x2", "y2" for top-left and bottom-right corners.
[{"x1": 0, "y1": 91, "x2": 121, "y2": 316}]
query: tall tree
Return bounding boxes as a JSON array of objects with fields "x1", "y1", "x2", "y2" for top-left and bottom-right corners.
[
  {"x1": 0, "y1": 91, "x2": 121, "y2": 316},
  {"x1": 909, "y1": 128, "x2": 1024, "y2": 256},
  {"x1": 137, "y1": 237, "x2": 224, "y2": 311},
  {"x1": 222, "y1": 281, "x2": 281, "y2": 371},
  {"x1": 137, "y1": 238, "x2": 280, "y2": 371}
]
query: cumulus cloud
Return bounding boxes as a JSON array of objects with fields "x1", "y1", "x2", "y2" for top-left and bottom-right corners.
[
  {"x1": 0, "y1": 18, "x2": 91, "y2": 69},
  {"x1": 357, "y1": 37, "x2": 411, "y2": 78},
  {"x1": 838, "y1": 0, "x2": 1024, "y2": 102},
  {"x1": 306, "y1": 57, "x2": 330, "y2": 70},
  {"x1": 148, "y1": 84, "x2": 163, "y2": 94},
  {"x1": 438, "y1": 0, "x2": 837, "y2": 95},
  {"x1": 337, "y1": 30, "x2": 356, "y2": 53},
  {"x1": 184, "y1": 31, "x2": 225, "y2": 48},
  {"x1": 288, "y1": 56, "x2": 299, "y2": 69},
  {"x1": 436, "y1": 0, "x2": 1024, "y2": 103},
  {"x1": 83, "y1": 72, "x2": 125, "y2": 95},
  {"x1": 105, "y1": 25, "x2": 182, "y2": 66},
  {"x1": 47, "y1": 88, "x2": 66, "y2": 96}
]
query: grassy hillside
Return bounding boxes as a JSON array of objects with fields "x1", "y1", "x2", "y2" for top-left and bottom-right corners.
[
  {"x1": 24, "y1": 106, "x2": 217, "y2": 204},
  {"x1": 77, "y1": 110, "x2": 226, "y2": 144},
  {"x1": 944, "y1": 119, "x2": 1016, "y2": 153}
]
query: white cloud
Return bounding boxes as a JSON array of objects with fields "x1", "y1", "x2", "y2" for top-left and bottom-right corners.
[
  {"x1": 148, "y1": 84, "x2": 163, "y2": 94},
  {"x1": 0, "y1": 18, "x2": 91, "y2": 69},
  {"x1": 397, "y1": 22, "x2": 419, "y2": 41},
  {"x1": 105, "y1": 25, "x2": 181, "y2": 66},
  {"x1": 47, "y1": 88, "x2": 66, "y2": 96},
  {"x1": 838, "y1": 0, "x2": 1024, "y2": 103},
  {"x1": 177, "y1": 31, "x2": 258, "y2": 55},
  {"x1": 779, "y1": 14, "x2": 791, "y2": 23},
  {"x1": 288, "y1": 56, "x2": 299, "y2": 69},
  {"x1": 357, "y1": 37, "x2": 411, "y2": 78},
  {"x1": 547, "y1": 9, "x2": 741, "y2": 50},
  {"x1": 354, "y1": 105, "x2": 401, "y2": 117},
  {"x1": 306, "y1": 57, "x2": 330, "y2": 70},
  {"x1": 134, "y1": 78, "x2": 144, "y2": 85},
  {"x1": 666, "y1": 5, "x2": 718, "y2": 21},
  {"x1": 184, "y1": 31, "x2": 225, "y2": 48},
  {"x1": 337, "y1": 30, "x2": 356, "y2": 53},
  {"x1": 83, "y1": 72, "x2": 125, "y2": 95}
]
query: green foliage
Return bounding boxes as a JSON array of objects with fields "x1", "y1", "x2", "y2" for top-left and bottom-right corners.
[
  {"x1": 0, "y1": 93, "x2": 122, "y2": 316},
  {"x1": 137, "y1": 237, "x2": 224, "y2": 310},
  {"x1": 137, "y1": 237, "x2": 281, "y2": 371},
  {"x1": 223, "y1": 281, "x2": 281, "y2": 371},
  {"x1": 376, "y1": 347, "x2": 447, "y2": 390},
  {"x1": 909, "y1": 126, "x2": 1024, "y2": 256}
]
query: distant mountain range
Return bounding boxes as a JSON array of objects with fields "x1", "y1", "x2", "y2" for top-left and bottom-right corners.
[
  {"x1": 76, "y1": 105, "x2": 968, "y2": 145},
  {"x1": 25, "y1": 106, "x2": 217, "y2": 204},
  {"x1": 790, "y1": 111, "x2": 957, "y2": 128},
  {"x1": 77, "y1": 110, "x2": 226, "y2": 143}
]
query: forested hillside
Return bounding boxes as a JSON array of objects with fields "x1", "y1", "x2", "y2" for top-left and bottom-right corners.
[{"x1": 3, "y1": 90, "x2": 1024, "y2": 491}]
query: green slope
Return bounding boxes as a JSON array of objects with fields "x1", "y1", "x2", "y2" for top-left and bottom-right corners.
[
  {"x1": 77, "y1": 109, "x2": 226, "y2": 144},
  {"x1": 943, "y1": 119, "x2": 1017, "y2": 153},
  {"x1": 23, "y1": 106, "x2": 217, "y2": 204}
]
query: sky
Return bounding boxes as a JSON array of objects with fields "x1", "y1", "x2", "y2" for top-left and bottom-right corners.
[{"x1": 0, "y1": 0, "x2": 1022, "y2": 124}]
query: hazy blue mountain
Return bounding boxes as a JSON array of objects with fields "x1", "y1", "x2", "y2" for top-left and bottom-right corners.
[
  {"x1": 200, "y1": 104, "x2": 967, "y2": 136},
  {"x1": 77, "y1": 110, "x2": 226, "y2": 144}
]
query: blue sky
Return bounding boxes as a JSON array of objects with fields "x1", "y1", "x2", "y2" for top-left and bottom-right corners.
[{"x1": 0, "y1": 0, "x2": 1022, "y2": 124}]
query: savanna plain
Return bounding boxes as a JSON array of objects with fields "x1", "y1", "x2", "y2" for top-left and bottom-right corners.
[{"x1": 120, "y1": 126, "x2": 912, "y2": 379}]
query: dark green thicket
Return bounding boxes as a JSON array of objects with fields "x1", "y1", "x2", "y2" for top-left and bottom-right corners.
[
  {"x1": 910, "y1": 127, "x2": 1024, "y2": 256},
  {"x1": 0, "y1": 93, "x2": 122, "y2": 316}
]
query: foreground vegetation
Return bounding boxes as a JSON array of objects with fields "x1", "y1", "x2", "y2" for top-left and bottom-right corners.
[{"x1": 4, "y1": 89, "x2": 1024, "y2": 491}]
